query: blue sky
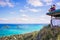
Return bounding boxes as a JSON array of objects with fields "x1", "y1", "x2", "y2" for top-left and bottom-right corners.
[{"x1": 0, "y1": 0, "x2": 60, "y2": 24}]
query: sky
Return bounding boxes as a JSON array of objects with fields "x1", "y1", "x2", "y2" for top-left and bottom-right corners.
[{"x1": 0, "y1": 0, "x2": 60, "y2": 24}]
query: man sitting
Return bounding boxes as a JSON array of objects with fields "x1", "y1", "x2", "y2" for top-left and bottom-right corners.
[{"x1": 49, "y1": 5, "x2": 56, "y2": 12}]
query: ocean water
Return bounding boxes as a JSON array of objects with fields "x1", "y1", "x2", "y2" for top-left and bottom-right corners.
[{"x1": 0, "y1": 24, "x2": 47, "y2": 37}]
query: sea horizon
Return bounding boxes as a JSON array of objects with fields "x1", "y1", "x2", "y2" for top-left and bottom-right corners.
[{"x1": 0, "y1": 24, "x2": 48, "y2": 37}]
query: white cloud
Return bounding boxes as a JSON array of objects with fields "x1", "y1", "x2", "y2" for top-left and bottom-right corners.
[
  {"x1": 0, "y1": 0, "x2": 6, "y2": 7},
  {"x1": 7, "y1": 2, "x2": 14, "y2": 7},
  {"x1": 56, "y1": 2, "x2": 60, "y2": 6},
  {"x1": 43, "y1": 0, "x2": 53, "y2": 3},
  {"x1": 21, "y1": 14, "x2": 28, "y2": 17},
  {"x1": 0, "y1": 0, "x2": 14, "y2": 7},
  {"x1": 20, "y1": 6, "x2": 41, "y2": 13},
  {"x1": 29, "y1": 8, "x2": 40, "y2": 12},
  {"x1": 0, "y1": 18, "x2": 8, "y2": 21},
  {"x1": 27, "y1": 0, "x2": 53, "y2": 7},
  {"x1": 36, "y1": 15, "x2": 51, "y2": 24},
  {"x1": 0, "y1": 15, "x2": 51, "y2": 24},
  {"x1": 10, "y1": 12, "x2": 15, "y2": 14},
  {"x1": 46, "y1": 2, "x2": 52, "y2": 5},
  {"x1": 27, "y1": 0, "x2": 43, "y2": 7},
  {"x1": 19, "y1": 9, "x2": 26, "y2": 12},
  {"x1": 21, "y1": 18, "x2": 29, "y2": 21},
  {"x1": 43, "y1": 0, "x2": 53, "y2": 5}
]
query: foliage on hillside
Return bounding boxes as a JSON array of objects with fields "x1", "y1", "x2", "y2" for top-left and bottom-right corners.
[
  {"x1": 36, "y1": 25, "x2": 60, "y2": 40},
  {"x1": 0, "y1": 24, "x2": 60, "y2": 40},
  {"x1": 0, "y1": 31, "x2": 38, "y2": 40}
]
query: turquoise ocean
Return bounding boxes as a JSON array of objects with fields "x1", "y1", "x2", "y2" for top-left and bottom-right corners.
[{"x1": 0, "y1": 24, "x2": 47, "y2": 37}]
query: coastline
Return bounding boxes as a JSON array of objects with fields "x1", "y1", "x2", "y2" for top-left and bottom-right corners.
[{"x1": 0, "y1": 24, "x2": 46, "y2": 38}]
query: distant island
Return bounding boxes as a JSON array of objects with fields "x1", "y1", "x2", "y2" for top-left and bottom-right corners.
[{"x1": 0, "y1": 24, "x2": 60, "y2": 40}]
